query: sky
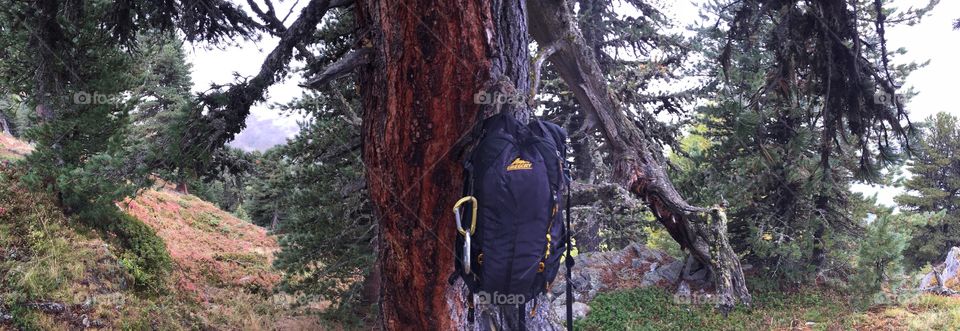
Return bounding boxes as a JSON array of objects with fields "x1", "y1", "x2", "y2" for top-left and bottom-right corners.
[{"x1": 187, "y1": 0, "x2": 960, "y2": 204}]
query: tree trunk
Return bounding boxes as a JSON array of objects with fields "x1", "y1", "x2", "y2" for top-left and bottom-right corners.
[
  {"x1": 356, "y1": 0, "x2": 489, "y2": 329},
  {"x1": 569, "y1": 113, "x2": 596, "y2": 183},
  {"x1": 175, "y1": 170, "x2": 189, "y2": 194},
  {"x1": 357, "y1": 0, "x2": 566, "y2": 328},
  {"x1": 270, "y1": 209, "x2": 280, "y2": 232},
  {"x1": 526, "y1": 0, "x2": 751, "y2": 311},
  {"x1": 174, "y1": 182, "x2": 189, "y2": 194}
]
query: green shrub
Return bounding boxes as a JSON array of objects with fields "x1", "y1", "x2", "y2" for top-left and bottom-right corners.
[{"x1": 111, "y1": 213, "x2": 172, "y2": 293}]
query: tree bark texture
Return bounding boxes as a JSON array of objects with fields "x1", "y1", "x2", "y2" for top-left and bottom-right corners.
[
  {"x1": 356, "y1": 0, "x2": 490, "y2": 329},
  {"x1": 526, "y1": 0, "x2": 751, "y2": 310},
  {"x1": 357, "y1": 0, "x2": 567, "y2": 328}
]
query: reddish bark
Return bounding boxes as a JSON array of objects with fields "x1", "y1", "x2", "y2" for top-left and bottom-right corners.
[{"x1": 356, "y1": 0, "x2": 492, "y2": 329}]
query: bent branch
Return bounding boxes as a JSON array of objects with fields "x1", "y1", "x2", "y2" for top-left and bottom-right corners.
[
  {"x1": 189, "y1": 0, "x2": 334, "y2": 154},
  {"x1": 526, "y1": 0, "x2": 751, "y2": 311}
]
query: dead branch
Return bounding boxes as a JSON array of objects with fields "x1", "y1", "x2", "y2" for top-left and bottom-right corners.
[
  {"x1": 528, "y1": 40, "x2": 562, "y2": 107},
  {"x1": 925, "y1": 267, "x2": 960, "y2": 296},
  {"x1": 301, "y1": 48, "x2": 372, "y2": 89}
]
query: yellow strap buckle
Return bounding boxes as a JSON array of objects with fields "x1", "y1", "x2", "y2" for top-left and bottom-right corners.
[{"x1": 454, "y1": 196, "x2": 478, "y2": 236}]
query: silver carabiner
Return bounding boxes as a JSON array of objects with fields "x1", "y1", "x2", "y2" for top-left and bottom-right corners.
[
  {"x1": 463, "y1": 232, "x2": 472, "y2": 274},
  {"x1": 453, "y1": 196, "x2": 477, "y2": 274}
]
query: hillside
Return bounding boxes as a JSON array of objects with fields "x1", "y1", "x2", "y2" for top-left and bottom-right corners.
[{"x1": 0, "y1": 133, "x2": 322, "y2": 330}]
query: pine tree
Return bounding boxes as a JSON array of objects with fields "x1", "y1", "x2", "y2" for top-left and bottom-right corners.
[
  {"x1": 670, "y1": 0, "x2": 931, "y2": 281},
  {"x1": 896, "y1": 112, "x2": 960, "y2": 267},
  {"x1": 245, "y1": 148, "x2": 292, "y2": 229}
]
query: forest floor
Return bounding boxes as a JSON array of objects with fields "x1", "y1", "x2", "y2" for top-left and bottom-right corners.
[
  {"x1": 579, "y1": 276, "x2": 960, "y2": 330},
  {"x1": 0, "y1": 133, "x2": 328, "y2": 330}
]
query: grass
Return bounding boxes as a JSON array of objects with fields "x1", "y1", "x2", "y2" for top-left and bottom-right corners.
[
  {"x1": 0, "y1": 165, "x2": 110, "y2": 328},
  {"x1": 0, "y1": 170, "x2": 319, "y2": 329},
  {"x1": 578, "y1": 278, "x2": 960, "y2": 331},
  {"x1": 578, "y1": 283, "x2": 853, "y2": 331},
  {"x1": 849, "y1": 294, "x2": 960, "y2": 330}
]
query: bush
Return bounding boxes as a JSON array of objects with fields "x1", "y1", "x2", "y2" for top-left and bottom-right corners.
[{"x1": 112, "y1": 213, "x2": 172, "y2": 293}]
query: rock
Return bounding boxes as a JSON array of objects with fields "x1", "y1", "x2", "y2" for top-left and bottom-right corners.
[
  {"x1": 553, "y1": 302, "x2": 591, "y2": 321},
  {"x1": 686, "y1": 267, "x2": 709, "y2": 282},
  {"x1": 676, "y1": 280, "x2": 691, "y2": 298},
  {"x1": 29, "y1": 302, "x2": 65, "y2": 314},
  {"x1": 641, "y1": 261, "x2": 680, "y2": 287},
  {"x1": 82, "y1": 297, "x2": 94, "y2": 310},
  {"x1": 655, "y1": 261, "x2": 684, "y2": 281},
  {"x1": 919, "y1": 247, "x2": 960, "y2": 294},
  {"x1": 550, "y1": 243, "x2": 679, "y2": 320}
]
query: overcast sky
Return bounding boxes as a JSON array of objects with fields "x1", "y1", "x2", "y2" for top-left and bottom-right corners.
[{"x1": 187, "y1": 0, "x2": 960, "y2": 205}]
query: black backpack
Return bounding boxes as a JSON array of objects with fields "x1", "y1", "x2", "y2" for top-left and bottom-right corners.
[{"x1": 451, "y1": 113, "x2": 574, "y2": 329}]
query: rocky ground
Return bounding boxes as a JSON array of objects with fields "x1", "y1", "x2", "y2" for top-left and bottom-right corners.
[{"x1": 547, "y1": 242, "x2": 717, "y2": 322}]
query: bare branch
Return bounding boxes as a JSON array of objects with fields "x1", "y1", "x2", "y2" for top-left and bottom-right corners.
[
  {"x1": 528, "y1": 40, "x2": 562, "y2": 107},
  {"x1": 301, "y1": 48, "x2": 372, "y2": 89}
]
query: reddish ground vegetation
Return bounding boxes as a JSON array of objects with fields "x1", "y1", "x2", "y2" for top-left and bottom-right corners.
[{"x1": 120, "y1": 185, "x2": 281, "y2": 301}]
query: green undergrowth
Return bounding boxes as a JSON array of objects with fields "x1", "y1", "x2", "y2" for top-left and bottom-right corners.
[
  {"x1": 578, "y1": 278, "x2": 960, "y2": 330},
  {"x1": 0, "y1": 165, "x2": 174, "y2": 328},
  {"x1": 578, "y1": 280, "x2": 856, "y2": 331}
]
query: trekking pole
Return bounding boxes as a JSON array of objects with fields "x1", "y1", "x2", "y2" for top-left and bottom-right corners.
[{"x1": 454, "y1": 196, "x2": 478, "y2": 274}]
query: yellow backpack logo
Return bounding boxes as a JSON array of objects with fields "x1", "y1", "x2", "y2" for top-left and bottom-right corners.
[{"x1": 506, "y1": 157, "x2": 533, "y2": 171}]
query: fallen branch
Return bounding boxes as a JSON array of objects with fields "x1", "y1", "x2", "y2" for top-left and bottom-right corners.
[{"x1": 924, "y1": 267, "x2": 960, "y2": 296}]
